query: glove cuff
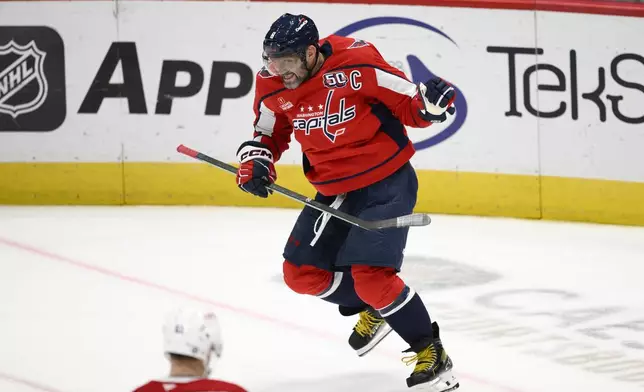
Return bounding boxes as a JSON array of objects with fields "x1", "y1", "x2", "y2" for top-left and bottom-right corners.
[
  {"x1": 236, "y1": 141, "x2": 274, "y2": 164},
  {"x1": 418, "y1": 108, "x2": 447, "y2": 123}
]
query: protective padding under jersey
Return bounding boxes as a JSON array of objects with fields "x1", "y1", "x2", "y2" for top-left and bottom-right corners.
[
  {"x1": 283, "y1": 261, "x2": 406, "y2": 310},
  {"x1": 283, "y1": 260, "x2": 333, "y2": 295},
  {"x1": 351, "y1": 265, "x2": 405, "y2": 309}
]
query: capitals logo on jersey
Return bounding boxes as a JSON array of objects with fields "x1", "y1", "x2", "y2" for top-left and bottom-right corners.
[{"x1": 292, "y1": 89, "x2": 356, "y2": 143}]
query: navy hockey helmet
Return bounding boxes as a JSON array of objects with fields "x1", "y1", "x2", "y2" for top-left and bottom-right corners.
[{"x1": 262, "y1": 13, "x2": 319, "y2": 63}]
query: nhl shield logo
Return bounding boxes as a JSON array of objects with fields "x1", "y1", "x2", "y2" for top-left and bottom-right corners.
[{"x1": 0, "y1": 40, "x2": 48, "y2": 118}]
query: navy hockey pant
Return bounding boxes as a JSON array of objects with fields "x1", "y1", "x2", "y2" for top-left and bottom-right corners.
[{"x1": 282, "y1": 161, "x2": 417, "y2": 309}]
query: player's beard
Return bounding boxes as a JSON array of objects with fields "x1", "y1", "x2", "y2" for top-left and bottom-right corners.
[
  {"x1": 281, "y1": 72, "x2": 302, "y2": 89},
  {"x1": 281, "y1": 65, "x2": 308, "y2": 89}
]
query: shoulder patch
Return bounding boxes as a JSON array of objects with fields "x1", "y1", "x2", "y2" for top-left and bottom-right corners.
[{"x1": 348, "y1": 39, "x2": 370, "y2": 49}]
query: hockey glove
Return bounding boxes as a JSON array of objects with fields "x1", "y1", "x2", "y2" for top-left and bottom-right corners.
[
  {"x1": 418, "y1": 77, "x2": 456, "y2": 123},
  {"x1": 236, "y1": 141, "x2": 277, "y2": 198}
]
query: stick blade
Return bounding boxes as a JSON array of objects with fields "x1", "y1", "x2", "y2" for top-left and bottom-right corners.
[
  {"x1": 365, "y1": 213, "x2": 432, "y2": 230},
  {"x1": 395, "y1": 213, "x2": 431, "y2": 228}
]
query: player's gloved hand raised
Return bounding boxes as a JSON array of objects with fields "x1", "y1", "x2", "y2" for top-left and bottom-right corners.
[
  {"x1": 236, "y1": 141, "x2": 277, "y2": 198},
  {"x1": 418, "y1": 77, "x2": 456, "y2": 123}
]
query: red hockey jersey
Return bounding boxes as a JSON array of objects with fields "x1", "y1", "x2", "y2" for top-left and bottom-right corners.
[
  {"x1": 251, "y1": 35, "x2": 433, "y2": 196},
  {"x1": 134, "y1": 377, "x2": 247, "y2": 392}
]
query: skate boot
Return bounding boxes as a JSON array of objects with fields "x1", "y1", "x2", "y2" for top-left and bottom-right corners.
[
  {"x1": 347, "y1": 306, "x2": 393, "y2": 356},
  {"x1": 403, "y1": 322, "x2": 459, "y2": 391}
]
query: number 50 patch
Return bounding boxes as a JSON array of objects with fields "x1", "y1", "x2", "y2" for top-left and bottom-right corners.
[
  {"x1": 323, "y1": 70, "x2": 363, "y2": 91},
  {"x1": 323, "y1": 71, "x2": 348, "y2": 88}
]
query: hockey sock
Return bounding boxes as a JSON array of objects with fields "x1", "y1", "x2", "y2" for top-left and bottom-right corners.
[
  {"x1": 317, "y1": 271, "x2": 367, "y2": 309},
  {"x1": 378, "y1": 286, "x2": 433, "y2": 347}
]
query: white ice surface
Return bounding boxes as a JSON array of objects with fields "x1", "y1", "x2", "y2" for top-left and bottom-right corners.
[{"x1": 1, "y1": 206, "x2": 643, "y2": 392}]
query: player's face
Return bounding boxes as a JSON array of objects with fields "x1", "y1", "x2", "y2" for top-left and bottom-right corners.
[
  {"x1": 264, "y1": 54, "x2": 307, "y2": 89},
  {"x1": 263, "y1": 46, "x2": 316, "y2": 89}
]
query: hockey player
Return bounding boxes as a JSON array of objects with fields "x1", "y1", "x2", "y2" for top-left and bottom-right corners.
[
  {"x1": 235, "y1": 13, "x2": 459, "y2": 391},
  {"x1": 133, "y1": 308, "x2": 247, "y2": 392}
]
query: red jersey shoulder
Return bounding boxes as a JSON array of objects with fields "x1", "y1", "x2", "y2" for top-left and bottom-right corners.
[
  {"x1": 254, "y1": 68, "x2": 289, "y2": 112},
  {"x1": 321, "y1": 35, "x2": 381, "y2": 64},
  {"x1": 323, "y1": 35, "x2": 371, "y2": 51},
  {"x1": 255, "y1": 68, "x2": 284, "y2": 95},
  {"x1": 134, "y1": 379, "x2": 247, "y2": 392}
]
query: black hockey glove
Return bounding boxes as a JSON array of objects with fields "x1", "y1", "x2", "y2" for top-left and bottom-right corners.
[
  {"x1": 236, "y1": 141, "x2": 276, "y2": 198},
  {"x1": 418, "y1": 77, "x2": 456, "y2": 123}
]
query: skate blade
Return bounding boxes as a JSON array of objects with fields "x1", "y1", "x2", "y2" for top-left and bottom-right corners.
[
  {"x1": 410, "y1": 370, "x2": 459, "y2": 392},
  {"x1": 356, "y1": 323, "x2": 394, "y2": 357}
]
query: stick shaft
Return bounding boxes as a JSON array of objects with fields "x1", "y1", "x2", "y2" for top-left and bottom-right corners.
[
  {"x1": 176, "y1": 144, "x2": 431, "y2": 230},
  {"x1": 178, "y1": 145, "x2": 377, "y2": 229}
]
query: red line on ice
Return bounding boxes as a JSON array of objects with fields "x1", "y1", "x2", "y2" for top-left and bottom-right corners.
[{"x1": 0, "y1": 371, "x2": 65, "y2": 392}]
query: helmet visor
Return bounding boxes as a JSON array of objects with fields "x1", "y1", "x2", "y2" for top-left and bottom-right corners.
[
  {"x1": 262, "y1": 40, "x2": 305, "y2": 76},
  {"x1": 262, "y1": 47, "x2": 305, "y2": 76}
]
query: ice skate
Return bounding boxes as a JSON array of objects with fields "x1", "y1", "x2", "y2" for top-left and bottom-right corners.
[
  {"x1": 348, "y1": 307, "x2": 393, "y2": 356},
  {"x1": 403, "y1": 322, "x2": 459, "y2": 391}
]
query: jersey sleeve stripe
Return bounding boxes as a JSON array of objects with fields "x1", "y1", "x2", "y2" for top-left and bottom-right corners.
[
  {"x1": 253, "y1": 87, "x2": 286, "y2": 125},
  {"x1": 374, "y1": 68, "x2": 417, "y2": 98},
  {"x1": 324, "y1": 63, "x2": 418, "y2": 98},
  {"x1": 255, "y1": 102, "x2": 277, "y2": 136}
]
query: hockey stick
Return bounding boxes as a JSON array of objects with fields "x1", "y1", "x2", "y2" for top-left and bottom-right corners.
[{"x1": 176, "y1": 144, "x2": 431, "y2": 231}]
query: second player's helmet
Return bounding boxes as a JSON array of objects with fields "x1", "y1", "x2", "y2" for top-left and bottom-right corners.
[
  {"x1": 262, "y1": 13, "x2": 319, "y2": 74},
  {"x1": 163, "y1": 308, "x2": 224, "y2": 376}
]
